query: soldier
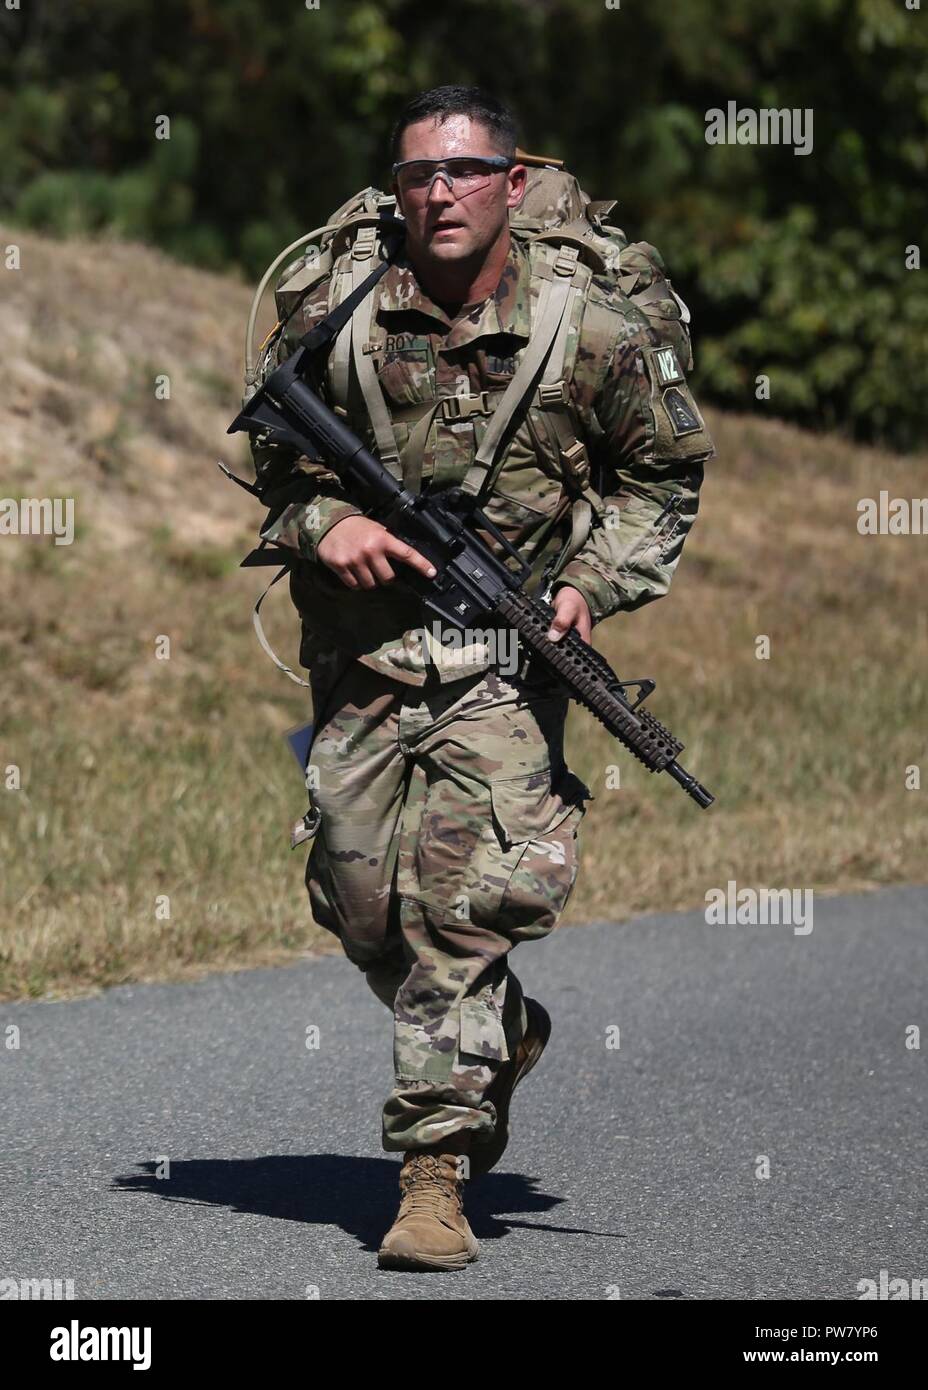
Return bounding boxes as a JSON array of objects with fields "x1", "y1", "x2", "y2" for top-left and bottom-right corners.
[{"x1": 253, "y1": 85, "x2": 715, "y2": 1271}]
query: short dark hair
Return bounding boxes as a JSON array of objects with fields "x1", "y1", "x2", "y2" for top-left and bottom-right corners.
[{"x1": 390, "y1": 85, "x2": 519, "y2": 165}]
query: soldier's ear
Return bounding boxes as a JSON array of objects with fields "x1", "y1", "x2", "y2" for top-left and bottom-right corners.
[{"x1": 507, "y1": 162, "x2": 527, "y2": 210}]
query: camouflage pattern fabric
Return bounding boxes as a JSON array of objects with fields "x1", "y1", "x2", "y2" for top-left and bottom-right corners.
[
  {"x1": 303, "y1": 649, "x2": 592, "y2": 1152},
  {"x1": 247, "y1": 224, "x2": 711, "y2": 1154},
  {"x1": 255, "y1": 233, "x2": 715, "y2": 687}
]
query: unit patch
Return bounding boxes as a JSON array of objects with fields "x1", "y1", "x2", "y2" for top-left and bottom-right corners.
[{"x1": 661, "y1": 386, "x2": 702, "y2": 437}]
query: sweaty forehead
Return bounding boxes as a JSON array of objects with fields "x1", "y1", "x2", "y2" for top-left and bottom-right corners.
[{"x1": 398, "y1": 113, "x2": 499, "y2": 162}]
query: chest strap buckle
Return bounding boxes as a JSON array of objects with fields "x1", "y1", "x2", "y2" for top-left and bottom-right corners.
[
  {"x1": 440, "y1": 391, "x2": 493, "y2": 421},
  {"x1": 536, "y1": 379, "x2": 571, "y2": 407},
  {"x1": 559, "y1": 438, "x2": 591, "y2": 490}
]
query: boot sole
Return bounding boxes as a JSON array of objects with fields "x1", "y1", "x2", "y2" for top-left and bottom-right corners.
[
  {"x1": 469, "y1": 997, "x2": 551, "y2": 1178},
  {"x1": 377, "y1": 1236, "x2": 480, "y2": 1272}
]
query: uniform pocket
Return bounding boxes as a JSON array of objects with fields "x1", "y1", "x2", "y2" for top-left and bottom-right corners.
[
  {"x1": 374, "y1": 336, "x2": 435, "y2": 406},
  {"x1": 459, "y1": 996, "x2": 510, "y2": 1063},
  {"x1": 490, "y1": 767, "x2": 591, "y2": 849},
  {"x1": 489, "y1": 768, "x2": 592, "y2": 942}
]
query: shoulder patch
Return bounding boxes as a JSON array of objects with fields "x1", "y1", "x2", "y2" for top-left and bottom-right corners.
[
  {"x1": 651, "y1": 345, "x2": 684, "y2": 386},
  {"x1": 661, "y1": 385, "x2": 701, "y2": 436},
  {"x1": 640, "y1": 344, "x2": 714, "y2": 460}
]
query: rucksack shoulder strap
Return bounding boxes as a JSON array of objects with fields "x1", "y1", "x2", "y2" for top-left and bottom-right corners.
[
  {"x1": 327, "y1": 223, "x2": 404, "y2": 477},
  {"x1": 528, "y1": 222, "x2": 609, "y2": 275},
  {"x1": 459, "y1": 239, "x2": 588, "y2": 505}
]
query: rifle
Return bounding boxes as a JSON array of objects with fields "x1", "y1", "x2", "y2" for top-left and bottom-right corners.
[{"x1": 225, "y1": 338, "x2": 714, "y2": 809}]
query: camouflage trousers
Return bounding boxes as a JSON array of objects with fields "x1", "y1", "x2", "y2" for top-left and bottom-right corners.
[{"x1": 303, "y1": 651, "x2": 591, "y2": 1154}]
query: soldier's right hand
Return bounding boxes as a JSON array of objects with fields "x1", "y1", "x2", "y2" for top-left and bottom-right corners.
[{"x1": 316, "y1": 515, "x2": 437, "y2": 589}]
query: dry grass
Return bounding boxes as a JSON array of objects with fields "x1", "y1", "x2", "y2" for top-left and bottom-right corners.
[
  {"x1": 1, "y1": 223, "x2": 926, "y2": 999},
  {"x1": 571, "y1": 411, "x2": 928, "y2": 921}
]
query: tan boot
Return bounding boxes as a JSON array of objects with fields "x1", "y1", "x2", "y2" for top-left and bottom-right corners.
[{"x1": 377, "y1": 1148, "x2": 480, "y2": 1271}]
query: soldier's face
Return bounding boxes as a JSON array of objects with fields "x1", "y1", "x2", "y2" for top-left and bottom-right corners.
[{"x1": 393, "y1": 114, "x2": 526, "y2": 267}]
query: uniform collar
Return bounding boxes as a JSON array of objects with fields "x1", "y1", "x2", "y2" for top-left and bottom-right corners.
[{"x1": 376, "y1": 236, "x2": 532, "y2": 349}]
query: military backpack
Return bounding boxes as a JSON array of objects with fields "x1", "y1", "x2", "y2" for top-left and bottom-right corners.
[{"x1": 238, "y1": 151, "x2": 695, "y2": 680}]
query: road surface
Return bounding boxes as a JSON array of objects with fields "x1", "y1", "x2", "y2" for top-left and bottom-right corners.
[{"x1": 2, "y1": 886, "x2": 925, "y2": 1299}]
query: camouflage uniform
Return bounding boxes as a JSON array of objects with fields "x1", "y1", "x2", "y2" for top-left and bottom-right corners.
[{"x1": 253, "y1": 233, "x2": 714, "y2": 1152}]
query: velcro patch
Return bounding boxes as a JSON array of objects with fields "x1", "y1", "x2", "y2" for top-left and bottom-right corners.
[
  {"x1": 651, "y1": 345, "x2": 683, "y2": 385},
  {"x1": 661, "y1": 385, "x2": 701, "y2": 436}
]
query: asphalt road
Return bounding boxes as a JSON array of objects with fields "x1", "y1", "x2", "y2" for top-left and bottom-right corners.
[{"x1": 2, "y1": 886, "x2": 926, "y2": 1300}]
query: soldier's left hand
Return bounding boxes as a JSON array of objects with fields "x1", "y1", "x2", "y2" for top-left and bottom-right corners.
[{"x1": 546, "y1": 586, "x2": 592, "y2": 644}]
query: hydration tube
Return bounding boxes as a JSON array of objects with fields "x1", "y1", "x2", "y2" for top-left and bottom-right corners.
[{"x1": 242, "y1": 221, "x2": 345, "y2": 402}]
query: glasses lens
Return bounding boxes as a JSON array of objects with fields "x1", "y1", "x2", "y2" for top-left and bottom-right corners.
[
  {"x1": 446, "y1": 158, "x2": 497, "y2": 185},
  {"x1": 396, "y1": 158, "x2": 505, "y2": 195},
  {"x1": 397, "y1": 161, "x2": 441, "y2": 190}
]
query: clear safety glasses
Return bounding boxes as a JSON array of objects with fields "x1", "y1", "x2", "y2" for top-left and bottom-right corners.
[{"x1": 392, "y1": 155, "x2": 516, "y2": 198}]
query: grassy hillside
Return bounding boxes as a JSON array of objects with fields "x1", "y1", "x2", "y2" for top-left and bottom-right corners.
[{"x1": 1, "y1": 225, "x2": 926, "y2": 1000}]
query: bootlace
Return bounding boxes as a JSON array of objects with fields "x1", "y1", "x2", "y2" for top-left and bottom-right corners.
[{"x1": 399, "y1": 1154, "x2": 462, "y2": 1216}]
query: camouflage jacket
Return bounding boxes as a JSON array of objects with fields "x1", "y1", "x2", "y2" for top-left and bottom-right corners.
[{"x1": 254, "y1": 233, "x2": 715, "y2": 687}]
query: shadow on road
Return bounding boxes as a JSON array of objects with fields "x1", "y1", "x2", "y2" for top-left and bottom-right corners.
[{"x1": 112, "y1": 1156, "x2": 620, "y2": 1251}]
